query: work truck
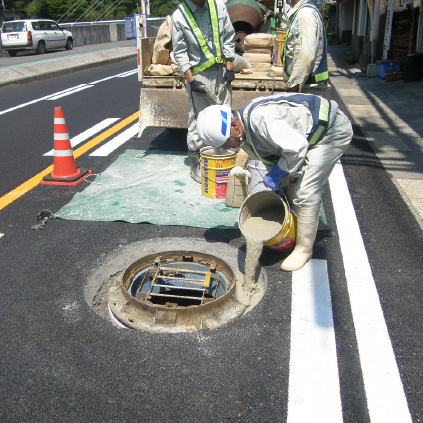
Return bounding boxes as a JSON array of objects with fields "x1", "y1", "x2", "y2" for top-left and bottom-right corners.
[{"x1": 136, "y1": 0, "x2": 289, "y2": 137}]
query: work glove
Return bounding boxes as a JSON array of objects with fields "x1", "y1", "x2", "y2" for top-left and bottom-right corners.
[
  {"x1": 264, "y1": 163, "x2": 289, "y2": 190},
  {"x1": 223, "y1": 70, "x2": 235, "y2": 83},
  {"x1": 190, "y1": 79, "x2": 206, "y2": 93},
  {"x1": 230, "y1": 166, "x2": 251, "y2": 179}
]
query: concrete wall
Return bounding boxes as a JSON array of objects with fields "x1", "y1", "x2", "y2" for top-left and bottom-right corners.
[{"x1": 61, "y1": 23, "x2": 126, "y2": 47}]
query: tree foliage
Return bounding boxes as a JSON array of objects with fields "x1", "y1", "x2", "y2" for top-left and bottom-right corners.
[{"x1": 2, "y1": 0, "x2": 177, "y2": 21}]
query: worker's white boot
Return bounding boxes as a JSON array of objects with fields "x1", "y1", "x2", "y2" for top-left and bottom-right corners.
[
  {"x1": 281, "y1": 205, "x2": 320, "y2": 272},
  {"x1": 188, "y1": 152, "x2": 201, "y2": 184}
]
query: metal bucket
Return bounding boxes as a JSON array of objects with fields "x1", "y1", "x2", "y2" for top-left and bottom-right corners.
[
  {"x1": 200, "y1": 147, "x2": 237, "y2": 199},
  {"x1": 247, "y1": 157, "x2": 271, "y2": 195},
  {"x1": 238, "y1": 191, "x2": 296, "y2": 252}
]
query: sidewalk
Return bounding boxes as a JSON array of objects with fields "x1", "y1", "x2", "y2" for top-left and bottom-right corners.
[{"x1": 328, "y1": 44, "x2": 423, "y2": 230}]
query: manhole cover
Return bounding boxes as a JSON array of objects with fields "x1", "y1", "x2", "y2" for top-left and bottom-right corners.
[{"x1": 85, "y1": 238, "x2": 267, "y2": 333}]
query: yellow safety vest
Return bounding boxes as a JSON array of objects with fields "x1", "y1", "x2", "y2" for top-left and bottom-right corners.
[{"x1": 179, "y1": 0, "x2": 227, "y2": 75}]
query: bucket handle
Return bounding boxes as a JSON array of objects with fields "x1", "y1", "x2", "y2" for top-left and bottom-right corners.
[{"x1": 277, "y1": 188, "x2": 294, "y2": 222}]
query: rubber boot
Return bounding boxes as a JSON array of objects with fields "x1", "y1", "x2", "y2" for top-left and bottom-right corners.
[
  {"x1": 188, "y1": 152, "x2": 201, "y2": 184},
  {"x1": 281, "y1": 205, "x2": 320, "y2": 272}
]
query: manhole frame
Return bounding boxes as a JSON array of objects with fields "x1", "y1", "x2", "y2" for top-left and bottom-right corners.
[{"x1": 85, "y1": 238, "x2": 267, "y2": 333}]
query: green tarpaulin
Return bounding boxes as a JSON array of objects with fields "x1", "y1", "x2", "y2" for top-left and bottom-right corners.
[{"x1": 56, "y1": 150, "x2": 240, "y2": 229}]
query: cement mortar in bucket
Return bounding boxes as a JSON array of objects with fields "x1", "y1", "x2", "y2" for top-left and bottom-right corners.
[
  {"x1": 247, "y1": 157, "x2": 272, "y2": 195},
  {"x1": 238, "y1": 191, "x2": 296, "y2": 252},
  {"x1": 200, "y1": 147, "x2": 237, "y2": 199}
]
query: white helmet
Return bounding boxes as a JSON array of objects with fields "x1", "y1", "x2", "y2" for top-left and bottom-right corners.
[{"x1": 197, "y1": 104, "x2": 231, "y2": 148}]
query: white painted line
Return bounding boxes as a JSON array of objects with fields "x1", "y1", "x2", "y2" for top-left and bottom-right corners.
[
  {"x1": 0, "y1": 233, "x2": 3, "y2": 238},
  {"x1": 44, "y1": 118, "x2": 120, "y2": 156},
  {"x1": 46, "y1": 84, "x2": 93, "y2": 100},
  {"x1": 329, "y1": 161, "x2": 412, "y2": 423},
  {"x1": 288, "y1": 259, "x2": 343, "y2": 423},
  {"x1": 89, "y1": 123, "x2": 139, "y2": 156},
  {"x1": 0, "y1": 84, "x2": 87, "y2": 115},
  {"x1": 90, "y1": 69, "x2": 138, "y2": 84}
]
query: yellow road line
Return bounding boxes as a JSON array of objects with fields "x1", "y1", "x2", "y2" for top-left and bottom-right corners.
[{"x1": 0, "y1": 111, "x2": 139, "y2": 212}]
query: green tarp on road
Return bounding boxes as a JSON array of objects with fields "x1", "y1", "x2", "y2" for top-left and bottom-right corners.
[{"x1": 56, "y1": 150, "x2": 240, "y2": 229}]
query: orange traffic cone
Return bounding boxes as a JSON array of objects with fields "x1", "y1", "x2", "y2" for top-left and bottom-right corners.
[{"x1": 41, "y1": 107, "x2": 92, "y2": 186}]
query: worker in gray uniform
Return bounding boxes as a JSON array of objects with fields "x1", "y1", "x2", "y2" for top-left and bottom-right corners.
[
  {"x1": 196, "y1": 93, "x2": 353, "y2": 271},
  {"x1": 282, "y1": 0, "x2": 328, "y2": 93},
  {"x1": 171, "y1": 0, "x2": 235, "y2": 183}
]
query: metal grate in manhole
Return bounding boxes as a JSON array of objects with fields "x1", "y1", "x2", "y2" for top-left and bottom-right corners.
[
  {"x1": 108, "y1": 251, "x2": 247, "y2": 332},
  {"x1": 129, "y1": 254, "x2": 230, "y2": 307}
]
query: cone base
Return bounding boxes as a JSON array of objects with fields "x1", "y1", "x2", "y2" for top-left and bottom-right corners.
[{"x1": 41, "y1": 168, "x2": 92, "y2": 186}]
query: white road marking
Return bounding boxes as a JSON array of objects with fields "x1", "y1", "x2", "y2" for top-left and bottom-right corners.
[
  {"x1": 0, "y1": 70, "x2": 137, "y2": 116},
  {"x1": 89, "y1": 123, "x2": 139, "y2": 156},
  {"x1": 46, "y1": 84, "x2": 93, "y2": 100},
  {"x1": 90, "y1": 69, "x2": 138, "y2": 84},
  {"x1": 288, "y1": 259, "x2": 343, "y2": 423},
  {"x1": 43, "y1": 118, "x2": 120, "y2": 156},
  {"x1": 329, "y1": 161, "x2": 412, "y2": 423},
  {"x1": 0, "y1": 233, "x2": 3, "y2": 238}
]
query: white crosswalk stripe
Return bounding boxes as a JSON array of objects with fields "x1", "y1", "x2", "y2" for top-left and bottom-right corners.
[
  {"x1": 89, "y1": 123, "x2": 139, "y2": 156},
  {"x1": 43, "y1": 118, "x2": 120, "y2": 156}
]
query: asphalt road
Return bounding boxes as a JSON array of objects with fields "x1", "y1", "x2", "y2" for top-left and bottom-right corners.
[{"x1": 0, "y1": 58, "x2": 422, "y2": 423}]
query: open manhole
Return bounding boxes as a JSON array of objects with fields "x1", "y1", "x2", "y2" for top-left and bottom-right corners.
[
  {"x1": 108, "y1": 250, "x2": 249, "y2": 332},
  {"x1": 85, "y1": 238, "x2": 267, "y2": 333}
]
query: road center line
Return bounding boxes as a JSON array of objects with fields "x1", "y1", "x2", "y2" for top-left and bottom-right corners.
[
  {"x1": 288, "y1": 259, "x2": 342, "y2": 423},
  {"x1": 329, "y1": 161, "x2": 412, "y2": 423},
  {"x1": 0, "y1": 112, "x2": 139, "y2": 212}
]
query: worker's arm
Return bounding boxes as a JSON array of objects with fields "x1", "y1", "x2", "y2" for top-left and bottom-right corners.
[
  {"x1": 286, "y1": 8, "x2": 321, "y2": 91},
  {"x1": 171, "y1": 10, "x2": 194, "y2": 75},
  {"x1": 217, "y1": 1, "x2": 236, "y2": 62}
]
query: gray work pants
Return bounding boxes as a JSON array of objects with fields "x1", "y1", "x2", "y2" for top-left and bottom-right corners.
[
  {"x1": 293, "y1": 109, "x2": 353, "y2": 208},
  {"x1": 186, "y1": 64, "x2": 232, "y2": 153}
]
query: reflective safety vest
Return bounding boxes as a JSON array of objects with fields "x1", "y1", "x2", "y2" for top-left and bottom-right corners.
[
  {"x1": 238, "y1": 94, "x2": 332, "y2": 165},
  {"x1": 178, "y1": 0, "x2": 227, "y2": 75},
  {"x1": 283, "y1": 2, "x2": 329, "y2": 85}
]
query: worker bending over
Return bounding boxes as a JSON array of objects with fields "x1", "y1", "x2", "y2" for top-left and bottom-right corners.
[
  {"x1": 196, "y1": 93, "x2": 353, "y2": 271},
  {"x1": 282, "y1": 0, "x2": 328, "y2": 93},
  {"x1": 172, "y1": 0, "x2": 235, "y2": 183}
]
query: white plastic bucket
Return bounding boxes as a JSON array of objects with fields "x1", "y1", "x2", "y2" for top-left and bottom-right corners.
[{"x1": 247, "y1": 158, "x2": 271, "y2": 195}]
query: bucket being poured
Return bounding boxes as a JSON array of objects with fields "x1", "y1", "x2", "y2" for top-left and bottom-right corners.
[
  {"x1": 200, "y1": 147, "x2": 237, "y2": 199},
  {"x1": 238, "y1": 191, "x2": 296, "y2": 252}
]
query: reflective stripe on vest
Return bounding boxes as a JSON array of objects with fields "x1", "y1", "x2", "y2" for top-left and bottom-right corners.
[
  {"x1": 283, "y1": 2, "x2": 329, "y2": 84},
  {"x1": 238, "y1": 94, "x2": 331, "y2": 165},
  {"x1": 178, "y1": 0, "x2": 226, "y2": 75}
]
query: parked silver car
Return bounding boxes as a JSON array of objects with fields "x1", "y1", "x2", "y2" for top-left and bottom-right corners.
[{"x1": 1, "y1": 19, "x2": 73, "y2": 57}]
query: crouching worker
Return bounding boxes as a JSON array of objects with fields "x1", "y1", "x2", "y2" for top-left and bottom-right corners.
[{"x1": 196, "y1": 93, "x2": 353, "y2": 271}]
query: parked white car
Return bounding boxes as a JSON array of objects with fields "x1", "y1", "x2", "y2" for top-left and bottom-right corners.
[{"x1": 1, "y1": 19, "x2": 73, "y2": 57}]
